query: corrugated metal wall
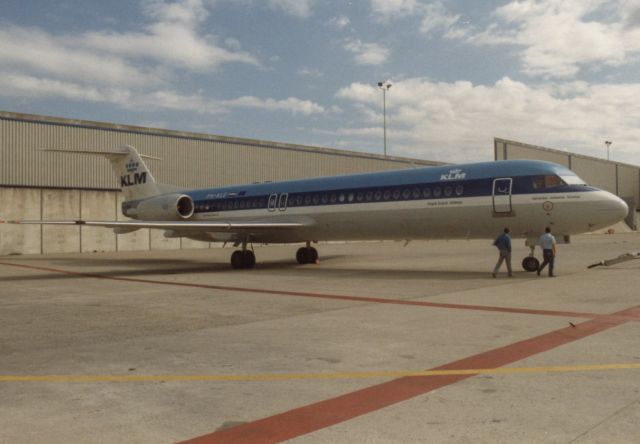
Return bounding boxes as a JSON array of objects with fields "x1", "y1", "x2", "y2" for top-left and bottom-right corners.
[{"x1": 1, "y1": 111, "x2": 441, "y2": 190}]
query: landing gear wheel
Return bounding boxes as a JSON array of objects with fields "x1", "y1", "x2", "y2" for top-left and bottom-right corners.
[
  {"x1": 522, "y1": 256, "x2": 540, "y2": 272},
  {"x1": 296, "y1": 247, "x2": 319, "y2": 264},
  {"x1": 231, "y1": 250, "x2": 256, "y2": 269},
  {"x1": 242, "y1": 250, "x2": 256, "y2": 268},
  {"x1": 308, "y1": 247, "x2": 318, "y2": 263},
  {"x1": 296, "y1": 247, "x2": 309, "y2": 264}
]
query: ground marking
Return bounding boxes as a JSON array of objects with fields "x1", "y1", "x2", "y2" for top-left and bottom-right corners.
[{"x1": 2, "y1": 363, "x2": 640, "y2": 383}]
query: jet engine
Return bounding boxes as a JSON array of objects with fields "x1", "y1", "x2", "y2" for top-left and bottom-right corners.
[{"x1": 125, "y1": 194, "x2": 194, "y2": 220}]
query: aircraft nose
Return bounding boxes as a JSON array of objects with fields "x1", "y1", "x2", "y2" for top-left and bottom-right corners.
[{"x1": 605, "y1": 193, "x2": 629, "y2": 223}]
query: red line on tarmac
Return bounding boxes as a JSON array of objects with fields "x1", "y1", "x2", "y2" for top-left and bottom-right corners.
[
  {"x1": 0, "y1": 260, "x2": 599, "y2": 319},
  {"x1": 180, "y1": 305, "x2": 640, "y2": 444}
]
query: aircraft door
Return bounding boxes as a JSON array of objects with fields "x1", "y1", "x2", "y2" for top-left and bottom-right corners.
[
  {"x1": 268, "y1": 193, "x2": 278, "y2": 212},
  {"x1": 278, "y1": 193, "x2": 288, "y2": 211},
  {"x1": 492, "y1": 178, "x2": 513, "y2": 214}
]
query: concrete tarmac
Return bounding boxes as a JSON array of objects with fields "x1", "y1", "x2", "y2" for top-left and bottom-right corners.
[{"x1": 1, "y1": 233, "x2": 639, "y2": 443}]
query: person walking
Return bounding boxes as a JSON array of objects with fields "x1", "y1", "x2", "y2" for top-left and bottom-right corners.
[
  {"x1": 492, "y1": 227, "x2": 512, "y2": 278},
  {"x1": 537, "y1": 226, "x2": 557, "y2": 277}
]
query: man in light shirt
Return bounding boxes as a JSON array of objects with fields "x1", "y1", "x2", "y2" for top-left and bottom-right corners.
[{"x1": 537, "y1": 226, "x2": 557, "y2": 277}]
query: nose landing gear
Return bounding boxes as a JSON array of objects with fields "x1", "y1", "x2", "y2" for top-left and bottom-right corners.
[{"x1": 522, "y1": 245, "x2": 540, "y2": 272}]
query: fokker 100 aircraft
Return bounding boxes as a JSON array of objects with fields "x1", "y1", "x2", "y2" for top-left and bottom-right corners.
[{"x1": 5, "y1": 145, "x2": 628, "y2": 270}]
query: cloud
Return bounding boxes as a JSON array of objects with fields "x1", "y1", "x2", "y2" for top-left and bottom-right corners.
[
  {"x1": 297, "y1": 67, "x2": 324, "y2": 78},
  {"x1": 79, "y1": 0, "x2": 260, "y2": 71},
  {"x1": 0, "y1": 26, "x2": 161, "y2": 88},
  {"x1": 223, "y1": 96, "x2": 324, "y2": 115},
  {"x1": 371, "y1": 0, "x2": 462, "y2": 36},
  {"x1": 336, "y1": 77, "x2": 640, "y2": 162},
  {"x1": 370, "y1": 0, "x2": 422, "y2": 20},
  {"x1": 0, "y1": 0, "x2": 260, "y2": 97},
  {"x1": 327, "y1": 15, "x2": 351, "y2": 29},
  {"x1": 268, "y1": 0, "x2": 313, "y2": 18},
  {"x1": 465, "y1": 0, "x2": 640, "y2": 78},
  {"x1": 0, "y1": 71, "x2": 324, "y2": 116},
  {"x1": 344, "y1": 39, "x2": 390, "y2": 65},
  {"x1": 0, "y1": 0, "x2": 322, "y2": 118}
]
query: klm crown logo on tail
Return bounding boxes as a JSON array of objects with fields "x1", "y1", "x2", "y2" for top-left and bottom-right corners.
[{"x1": 121, "y1": 158, "x2": 147, "y2": 187}]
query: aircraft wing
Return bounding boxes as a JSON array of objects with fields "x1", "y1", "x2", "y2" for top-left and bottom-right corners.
[{"x1": 2, "y1": 219, "x2": 314, "y2": 232}]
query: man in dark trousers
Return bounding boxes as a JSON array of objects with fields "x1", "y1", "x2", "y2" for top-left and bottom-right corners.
[
  {"x1": 492, "y1": 227, "x2": 512, "y2": 278},
  {"x1": 537, "y1": 226, "x2": 557, "y2": 277}
]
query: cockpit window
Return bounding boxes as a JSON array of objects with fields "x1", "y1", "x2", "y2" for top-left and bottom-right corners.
[
  {"x1": 560, "y1": 175, "x2": 586, "y2": 185},
  {"x1": 532, "y1": 175, "x2": 566, "y2": 189}
]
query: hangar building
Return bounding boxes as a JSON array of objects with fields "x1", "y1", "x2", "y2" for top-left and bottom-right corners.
[
  {"x1": 1, "y1": 111, "x2": 637, "y2": 256},
  {"x1": 0, "y1": 111, "x2": 442, "y2": 256}
]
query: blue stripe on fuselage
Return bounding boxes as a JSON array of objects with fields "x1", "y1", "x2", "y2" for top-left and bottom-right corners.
[{"x1": 182, "y1": 160, "x2": 596, "y2": 214}]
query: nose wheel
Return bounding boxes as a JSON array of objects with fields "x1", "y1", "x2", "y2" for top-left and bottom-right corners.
[
  {"x1": 522, "y1": 244, "x2": 539, "y2": 272},
  {"x1": 522, "y1": 256, "x2": 540, "y2": 272}
]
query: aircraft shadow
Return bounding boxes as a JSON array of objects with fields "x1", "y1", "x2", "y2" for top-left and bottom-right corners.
[{"x1": 0, "y1": 255, "x2": 498, "y2": 282}]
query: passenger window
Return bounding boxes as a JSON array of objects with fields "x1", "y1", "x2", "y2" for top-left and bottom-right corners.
[{"x1": 423, "y1": 187, "x2": 431, "y2": 198}]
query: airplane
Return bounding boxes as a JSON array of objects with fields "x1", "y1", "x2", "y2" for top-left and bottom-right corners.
[{"x1": 3, "y1": 145, "x2": 629, "y2": 270}]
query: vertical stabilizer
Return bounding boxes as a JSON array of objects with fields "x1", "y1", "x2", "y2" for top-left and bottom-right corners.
[
  {"x1": 107, "y1": 145, "x2": 161, "y2": 201},
  {"x1": 41, "y1": 145, "x2": 164, "y2": 202}
]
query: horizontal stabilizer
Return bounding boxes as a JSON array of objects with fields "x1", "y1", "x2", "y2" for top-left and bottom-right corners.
[{"x1": 40, "y1": 148, "x2": 161, "y2": 160}]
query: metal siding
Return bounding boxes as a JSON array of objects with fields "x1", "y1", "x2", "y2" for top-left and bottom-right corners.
[
  {"x1": 2, "y1": 111, "x2": 440, "y2": 191},
  {"x1": 571, "y1": 156, "x2": 617, "y2": 192},
  {"x1": 505, "y1": 142, "x2": 570, "y2": 166},
  {"x1": 617, "y1": 164, "x2": 640, "y2": 207}
]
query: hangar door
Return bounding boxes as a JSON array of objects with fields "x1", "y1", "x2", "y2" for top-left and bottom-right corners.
[{"x1": 492, "y1": 178, "x2": 513, "y2": 214}]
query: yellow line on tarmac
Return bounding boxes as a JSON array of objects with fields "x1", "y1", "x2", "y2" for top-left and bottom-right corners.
[{"x1": 1, "y1": 363, "x2": 640, "y2": 383}]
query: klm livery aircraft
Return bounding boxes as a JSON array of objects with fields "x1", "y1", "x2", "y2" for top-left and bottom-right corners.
[{"x1": 5, "y1": 145, "x2": 628, "y2": 269}]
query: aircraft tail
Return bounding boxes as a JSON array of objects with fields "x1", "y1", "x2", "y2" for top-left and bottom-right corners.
[{"x1": 43, "y1": 145, "x2": 178, "y2": 201}]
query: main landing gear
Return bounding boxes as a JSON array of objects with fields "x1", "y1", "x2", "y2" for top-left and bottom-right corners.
[
  {"x1": 230, "y1": 238, "x2": 255, "y2": 269},
  {"x1": 230, "y1": 240, "x2": 320, "y2": 269},
  {"x1": 230, "y1": 250, "x2": 255, "y2": 269},
  {"x1": 522, "y1": 245, "x2": 540, "y2": 272},
  {"x1": 296, "y1": 242, "x2": 319, "y2": 264}
]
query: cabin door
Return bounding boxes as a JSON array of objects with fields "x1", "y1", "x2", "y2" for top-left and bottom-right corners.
[{"x1": 492, "y1": 178, "x2": 513, "y2": 214}]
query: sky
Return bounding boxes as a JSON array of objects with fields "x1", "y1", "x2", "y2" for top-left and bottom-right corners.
[{"x1": 1, "y1": 0, "x2": 639, "y2": 165}]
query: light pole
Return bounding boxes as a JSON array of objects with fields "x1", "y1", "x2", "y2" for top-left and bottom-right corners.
[
  {"x1": 605, "y1": 140, "x2": 612, "y2": 161},
  {"x1": 377, "y1": 81, "x2": 392, "y2": 156}
]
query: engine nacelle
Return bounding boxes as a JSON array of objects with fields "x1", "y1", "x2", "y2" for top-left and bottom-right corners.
[{"x1": 124, "y1": 194, "x2": 194, "y2": 220}]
